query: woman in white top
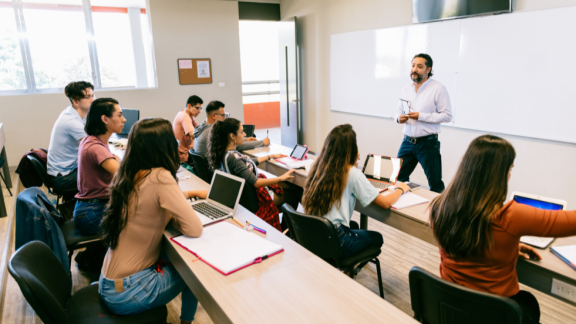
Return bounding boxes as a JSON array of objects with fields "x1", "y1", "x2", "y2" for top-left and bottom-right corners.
[{"x1": 302, "y1": 124, "x2": 410, "y2": 257}]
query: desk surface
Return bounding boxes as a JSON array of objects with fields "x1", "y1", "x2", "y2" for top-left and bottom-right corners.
[{"x1": 163, "y1": 168, "x2": 417, "y2": 323}]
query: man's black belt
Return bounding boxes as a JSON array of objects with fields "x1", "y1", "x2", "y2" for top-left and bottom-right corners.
[{"x1": 404, "y1": 134, "x2": 438, "y2": 144}]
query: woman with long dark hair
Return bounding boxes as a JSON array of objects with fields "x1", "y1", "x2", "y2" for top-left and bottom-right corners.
[
  {"x1": 302, "y1": 124, "x2": 409, "y2": 258},
  {"x1": 207, "y1": 118, "x2": 298, "y2": 231},
  {"x1": 430, "y1": 135, "x2": 576, "y2": 324},
  {"x1": 99, "y1": 118, "x2": 206, "y2": 324}
]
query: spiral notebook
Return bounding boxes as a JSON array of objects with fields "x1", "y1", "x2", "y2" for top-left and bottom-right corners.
[{"x1": 171, "y1": 222, "x2": 284, "y2": 275}]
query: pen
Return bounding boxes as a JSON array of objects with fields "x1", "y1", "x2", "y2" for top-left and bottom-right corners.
[
  {"x1": 246, "y1": 221, "x2": 266, "y2": 234},
  {"x1": 232, "y1": 217, "x2": 243, "y2": 227}
]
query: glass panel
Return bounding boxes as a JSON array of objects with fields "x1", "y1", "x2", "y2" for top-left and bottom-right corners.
[
  {"x1": 22, "y1": 0, "x2": 92, "y2": 89},
  {"x1": 239, "y1": 21, "x2": 280, "y2": 82},
  {"x1": 140, "y1": 12, "x2": 156, "y2": 87},
  {"x1": 0, "y1": 0, "x2": 26, "y2": 90}
]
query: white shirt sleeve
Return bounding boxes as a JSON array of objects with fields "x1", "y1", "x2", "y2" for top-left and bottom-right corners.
[
  {"x1": 417, "y1": 85, "x2": 453, "y2": 124},
  {"x1": 351, "y1": 169, "x2": 380, "y2": 207},
  {"x1": 67, "y1": 119, "x2": 87, "y2": 141}
]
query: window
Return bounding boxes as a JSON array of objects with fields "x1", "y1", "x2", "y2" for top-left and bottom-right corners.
[{"x1": 0, "y1": 0, "x2": 156, "y2": 95}]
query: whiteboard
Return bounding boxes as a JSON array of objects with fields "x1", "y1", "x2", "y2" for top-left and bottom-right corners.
[
  {"x1": 330, "y1": 6, "x2": 576, "y2": 144},
  {"x1": 330, "y1": 20, "x2": 460, "y2": 120}
]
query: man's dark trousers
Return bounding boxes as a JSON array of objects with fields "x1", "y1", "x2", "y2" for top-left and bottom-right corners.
[{"x1": 397, "y1": 134, "x2": 444, "y2": 193}]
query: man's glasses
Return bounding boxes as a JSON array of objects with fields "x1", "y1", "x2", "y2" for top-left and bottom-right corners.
[
  {"x1": 214, "y1": 113, "x2": 226, "y2": 118},
  {"x1": 399, "y1": 98, "x2": 413, "y2": 114},
  {"x1": 83, "y1": 94, "x2": 96, "y2": 100}
]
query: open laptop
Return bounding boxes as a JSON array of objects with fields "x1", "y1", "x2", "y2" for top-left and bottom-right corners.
[
  {"x1": 512, "y1": 192, "x2": 567, "y2": 249},
  {"x1": 118, "y1": 108, "x2": 140, "y2": 138},
  {"x1": 189, "y1": 170, "x2": 245, "y2": 226},
  {"x1": 276, "y1": 144, "x2": 309, "y2": 165},
  {"x1": 243, "y1": 124, "x2": 255, "y2": 138},
  {"x1": 361, "y1": 154, "x2": 403, "y2": 192}
]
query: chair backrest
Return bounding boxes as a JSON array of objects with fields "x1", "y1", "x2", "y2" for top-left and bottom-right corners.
[
  {"x1": 218, "y1": 153, "x2": 259, "y2": 213},
  {"x1": 409, "y1": 266, "x2": 522, "y2": 324},
  {"x1": 189, "y1": 151, "x2": 213, "y2": 183},
  {"x1": 119, "y1": 108, "x2": 140, "y2": 135},
  {"x1": 8, "y1": 241, "x2": 72, "y2": 324},
  {"x1": 281, "y1": 204, "x2": 343, "y2": 261},
  {"x1": 26, "y1": 155, "x2": 53, "y2": 188}
]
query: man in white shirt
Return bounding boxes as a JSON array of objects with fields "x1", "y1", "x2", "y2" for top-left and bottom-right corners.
[
  {"x1": 394, "y1": 54, "x2": 452, "y2": 193},
  {"x1": 47, "y1": 81, "x2": 95, "y2": 194}
]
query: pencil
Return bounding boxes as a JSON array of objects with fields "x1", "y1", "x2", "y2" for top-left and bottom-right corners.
[{"x1": 232, "y1": 217, "x2": 243, "y2": 227}]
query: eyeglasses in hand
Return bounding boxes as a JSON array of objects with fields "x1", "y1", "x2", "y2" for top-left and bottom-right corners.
[{"x1": 399, "y1": 98, "x2": 413, "y2": 114}]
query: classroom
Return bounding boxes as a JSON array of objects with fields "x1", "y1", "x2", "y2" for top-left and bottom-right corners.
[{"x1": 1, "y1": 0, "x2": 576, "y2": 323}]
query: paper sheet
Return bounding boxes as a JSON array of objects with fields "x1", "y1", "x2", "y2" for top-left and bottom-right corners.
[
  {"x1": 179, "y1": 60, "x2": 192, "y2": 69},
  {"x1": 387, "y1": 191, "x2": 430, "y2": 209},
  {"x1": 197, "y1": 61, "x2": 210, "y2": 78}
]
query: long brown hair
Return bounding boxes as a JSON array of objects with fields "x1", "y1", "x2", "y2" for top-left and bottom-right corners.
[
  {"x1": 302, "y1": 124, "x2": 358, "y2": 216},
  {"x1": 100, "y1": 118, "x2": 180, "y2": 249},
  {"x1": 207, "y1": 118, "x2": 241, "y2": 171},
  {"x1": 430, "y1": 135, "x2": 516, "y2": 259}
]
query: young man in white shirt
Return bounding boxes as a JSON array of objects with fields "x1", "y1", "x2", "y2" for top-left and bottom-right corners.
[
  {"x1": 395, "y1": 54, "x2": 452, "y2": 193},
  {"x1": 47, "y1": 81, "x2": 95, "y2": 194}
]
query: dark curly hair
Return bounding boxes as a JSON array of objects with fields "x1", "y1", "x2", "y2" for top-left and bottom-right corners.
[
  {"x1": 64, "y1": 81, "x2": 94, "y2": 104},
  {"x1": 207, "y1": 118, "x2": 241, "y2": 171}
]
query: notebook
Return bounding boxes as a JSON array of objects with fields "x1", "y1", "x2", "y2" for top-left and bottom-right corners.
[
  {"x1": 362, "y1": 154, "x2": 403, "y2": 192},
  {"x1": 171, "y1": 221, "x2": 284, "y2": 275},
  {"x1": 511, "y1": 192, "x2": 567, "y2": 249},
  {"x1": 388, "y1": 191, "x2": 429, "y2": 210},
  {"x1": 550, "y1": 245, "x2": 576, "y2": 271},
  {"x1": 189, "y1": 170, "x2": 245, "y2": 226}
]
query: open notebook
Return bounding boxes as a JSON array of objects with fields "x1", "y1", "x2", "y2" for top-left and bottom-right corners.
[
  {"x1": 551, "y1": 245, "x2": 576, "y2": 271},
  {"x1": 381, "y1": 189, "x2": 430, "y2": 210},
  {"x1": 171, "y1": 222, "x2": 284, "y2": 275}
]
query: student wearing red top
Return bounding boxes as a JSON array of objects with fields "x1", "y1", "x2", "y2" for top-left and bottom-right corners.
[
  {"x1": 430, "y1": 135, "x2": 576, "y2": 324},
  {"x1": 74, "y1": 98, "x2": 125, "y2": 235}
]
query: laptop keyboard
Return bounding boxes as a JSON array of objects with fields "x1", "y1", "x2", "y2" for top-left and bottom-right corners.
[
  {"x1": 369, "y1": 180, "x2": 391, "y2": 190},
  {"x1": 192, "y1": 202, "x2": 229, "y2": 220}
]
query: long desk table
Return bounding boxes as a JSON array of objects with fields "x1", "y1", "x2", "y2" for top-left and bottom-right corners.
[
  {"x1": 165, "y1": 168, "x2": 417, "y2": 323},
  {"x1": 244, "y1": 142, "x2": 576, "y2": 306}
]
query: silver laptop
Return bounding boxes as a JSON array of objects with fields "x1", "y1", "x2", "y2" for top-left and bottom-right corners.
[
  {"x1": 512, "y1": 192, "x2": 567, "y2": 249},
  {"x1": 189, "y1": 170, "x2": 245, "y2": 226},
  {"x1": 361, "y1": 154, "x2": 403, "y2": 192}
]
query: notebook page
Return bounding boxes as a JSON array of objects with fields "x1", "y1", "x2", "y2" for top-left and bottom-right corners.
[
  {"x1": 389, "y1": 191, "x2": 430, "y2": 210},
  {"x1": 552, "y1": 245, "x2": 576, "y2": 264}
]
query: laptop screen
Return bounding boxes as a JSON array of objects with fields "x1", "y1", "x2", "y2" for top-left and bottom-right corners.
[
  {"x1": 208, "y1": 173, "x2": 243, "y2": 209},
  {"x1": 513, "y1": 195, "x2": 564, "y2": 211},
  {"x1": 362, "y1": 155, "x2": 402, "y2": 183},
  {"x1": 120, "y1": 108, "x2": 139, "y2": 136}
]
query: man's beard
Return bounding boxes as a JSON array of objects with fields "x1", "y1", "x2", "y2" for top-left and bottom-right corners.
[{"x1": 411, "y1": 72, "x2": 423, "y2": 83}]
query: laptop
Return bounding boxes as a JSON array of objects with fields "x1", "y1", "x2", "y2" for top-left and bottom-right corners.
[
  {"x1": 119, "y1": 108, "x2": 140, "y2": 137},
  {"x1": 276, "y1": 144, "x2": 309, "y2": 165},
  {"x1": 512, "y1": 192, "x2": 567, "y2": 249},
  {"x1": 189, "y1": 170, "x2": 245, "y2": 226},
  {"x1": 243, "y1": 124, "x2": 255, "y2": 138},
  {"x1": 361, "y1": 154, "x2": 403, "y2": 192}
]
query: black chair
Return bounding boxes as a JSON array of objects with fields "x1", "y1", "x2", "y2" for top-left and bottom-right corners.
[
  {"x1": 26, "y1": 155, "x2": 76, "y2": 209},
  {"x1": 60, "y1": 219, "x2": 102, "y2": 269},
  {"x1": 409, "y1": 266, "x2": 522, "y2": 324},
  {"x1": 189, "y1": 151, "x2": 213, "y2": 183},
  {"x1": 9, "y1": 241, "x2": 167, "y2": 324},
  {"x1": 0, "y1": 156, "x2": 11, "y2": 196},
  {"x1": 281, "y1": 204, "x2": 384, "y2": 298}
]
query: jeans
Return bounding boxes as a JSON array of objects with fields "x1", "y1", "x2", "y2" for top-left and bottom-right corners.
[
  {"x1": 49, "y1": 168, "x2": 79, "y2": 195},
  {"x1": 397, "y1": 135, "x2": 445, "y2": 193},
  {"x1": 509, "y1": 290, "x2": 540, "y2": 324},
  {"x1": 99, "y1": 260, "x2": 198, "y2": 322},
  {"x1": 73, "y1": 201, "x2": 106, "y2": 235},
  {"x1": 336, "y1": 221, "x2": 384, "y2": 258}
]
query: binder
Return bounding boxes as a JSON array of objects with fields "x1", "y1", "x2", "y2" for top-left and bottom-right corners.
[
  {"x1": 171, "y1": 221, "x2": 284, "y2": 275},
  {"x1": 550, "y1": 245, "x2": 576, "y2": 271}
]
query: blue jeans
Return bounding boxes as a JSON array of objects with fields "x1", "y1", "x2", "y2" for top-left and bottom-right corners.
[
  {"x1": 397, "y1": 135, "x2": 445, "y2": 193},
  {"x1": 73, "y1": 201, "x2": 106, "y2": 235},
  {"x1": 336, "y1": 221, "x2": 384, "y2": 258},
  {"x1": 99, "y1": 260, "x2": 198, "y2": 322}
]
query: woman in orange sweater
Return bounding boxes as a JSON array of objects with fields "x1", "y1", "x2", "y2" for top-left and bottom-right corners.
[{"x1": 430, "y1": 134, "x2": 576, "y2": 324}]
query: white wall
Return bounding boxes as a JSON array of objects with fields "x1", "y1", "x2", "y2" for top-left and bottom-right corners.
[
  {"x1": 281, "y1": 0, "x2": 576, "y2": 207},
  {"x1": 0, "y1": 0, "x2": 243, "y2": 166}
]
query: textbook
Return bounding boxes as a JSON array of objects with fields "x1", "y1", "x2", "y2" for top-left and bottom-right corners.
[
  {"x1": 171, "y1": 221, "x2": 284, "y2": 275},
  {"x1": 550, "y1": 245, "x2": 576, "y2": 271}
]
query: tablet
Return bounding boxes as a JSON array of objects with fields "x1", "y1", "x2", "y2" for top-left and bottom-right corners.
[{"x1": 290, "y1": 144, "x2": 308, "y2": 160}]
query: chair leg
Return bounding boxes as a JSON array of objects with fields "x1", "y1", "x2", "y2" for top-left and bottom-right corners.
[
  {"x1": 0, "y1": 172, "x2": 12, "y2": 196},
  {"x1": 370, "y1": 258, "x2": 384, "y2": 298}
]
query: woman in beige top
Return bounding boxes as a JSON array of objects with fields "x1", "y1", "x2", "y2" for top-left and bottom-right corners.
[{"x1": 98, "y1": 118, "x2": 206, "y2": 324}]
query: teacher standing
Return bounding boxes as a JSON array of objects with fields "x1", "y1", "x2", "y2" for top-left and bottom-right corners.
[{"x1": 394, "y1": 53, "x2": 452, "y2": 193}]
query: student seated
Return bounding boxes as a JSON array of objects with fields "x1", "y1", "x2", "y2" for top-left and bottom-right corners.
[
  {"x1": 99, "y1": 118, "x2": 206, "y2": 324},
  {"x1": 302, "y1": 124, "x2": 409, "y2": 258},
  {"x1": 47, "y1": 81, "x2": 95, "y2": 194},
  {"x1": 207, "y1": 118, "x2": 299, "y2": 231},
  {"x1": 429, "y1": 135, "x2": 576, "y2": 324},
  {"x1": 173, "y1": 95, "x2": 202, "y2": 163},
  {"x1": 74, "y1": 98, "x2": 124, "y2": 235},
  {"x1": 193, "y1": 100, "x2": 270, "y2": 158}
]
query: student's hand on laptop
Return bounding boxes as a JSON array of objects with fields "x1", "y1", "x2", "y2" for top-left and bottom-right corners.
[
  {"x1": 279, "y1": 169, "x2": 296, "y2": 181},
  {"x1": 396, "y1": 182, "x2": 410, "y2": 194},
  {"x1": 262, "y1": 137, "x2": 271, "y2": 146},
  {"x1": 246, "y1": 137, "x2": 258, "y2": 142},
  {"x1": 518, "y1": 243, "x2": 542, "y2": 261},
  {"x1": 270, "y1": 153, "x2": 286, "y2": 159}
]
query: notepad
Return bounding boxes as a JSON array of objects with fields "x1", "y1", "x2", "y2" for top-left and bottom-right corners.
[
  {"x1": 285, "y1": 159, "x2": 314, "y2": 170},
  {"x1": 550, "y1": 245, "x2": 576, "y2": 270},
  {"x1": 389, "y1": 191, "x2": 430, "y2": 210},
  {"x1": 171, "y1": 222, "x2": 284, "y2": 275}
]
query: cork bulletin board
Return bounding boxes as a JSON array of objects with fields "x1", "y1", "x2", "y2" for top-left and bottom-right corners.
[{"x1": 177, "y1": 58, "x2": 212, "y2": 85}]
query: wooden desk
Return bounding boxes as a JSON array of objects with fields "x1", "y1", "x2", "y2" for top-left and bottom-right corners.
[
  {"x1": 0, "y1": 123, "x2": 11, "y2": 217},
  {"x1": 244, "y1": 142, "x2": 576, "y2": 306},
  {"x1": 164, "y1": 168, "x2": 417, "y2": 323}
]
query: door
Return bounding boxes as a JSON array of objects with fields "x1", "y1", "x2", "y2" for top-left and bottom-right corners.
[{"x1": 278, "y1": 17, "x2": 300, "y2": 147}]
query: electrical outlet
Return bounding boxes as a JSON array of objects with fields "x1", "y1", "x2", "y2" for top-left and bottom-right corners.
[{"x1": 551, "y1": 278, "x2": 576, "y2": 303}]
